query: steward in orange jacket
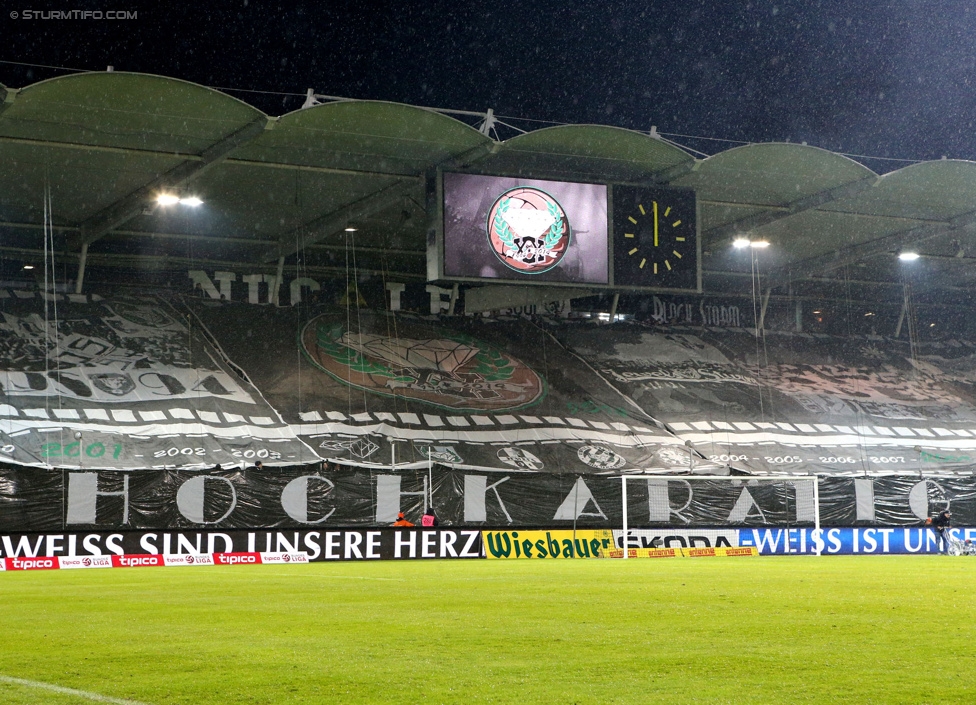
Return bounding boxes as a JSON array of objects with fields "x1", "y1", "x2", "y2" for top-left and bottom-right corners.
[{"x1": 392, "y1": 512, "x2": 414, "y2": 527}]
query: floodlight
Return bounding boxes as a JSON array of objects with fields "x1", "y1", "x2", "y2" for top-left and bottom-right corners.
[
  {"x1": 179, "y1": 196, "x2": 203, "y2": 207},
  {"x1": 750, "y1": 240, "x2": 770, "y2": 249},
  {"x1": 899, "y1": 251, "x2": 920, "y2": 261},
  {"x1": 732, "y1": 238, "x2": 750, "y2": 249},
  {"x1": 344, "y1": 226, "x2": 358, "y2": 232},
  {"x1": 156, "y1": 193, "x2": 179, "y2": 206},
  {"x1": 22, "y1": 264, "x2": 34, "y2": 270}
]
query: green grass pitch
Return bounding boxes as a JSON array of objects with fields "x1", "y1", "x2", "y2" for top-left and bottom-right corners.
[{"x1": 1, "y1": 556, "x2": 973, "y2": 704}]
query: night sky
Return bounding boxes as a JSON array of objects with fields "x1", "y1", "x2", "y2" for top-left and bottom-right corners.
[{"x1": 3, "y1": 1, "x2": 976, "y2": 168}]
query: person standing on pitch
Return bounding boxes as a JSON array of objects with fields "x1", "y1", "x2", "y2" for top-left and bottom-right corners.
[
  {"x1": 421, "y1": 508, "x2": 438, "y2": 527},
  {"x1": 932, "y1": 509, "x2": 952, "y2": 553}
]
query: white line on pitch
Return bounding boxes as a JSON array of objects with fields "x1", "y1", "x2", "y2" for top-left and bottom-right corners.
[{"x1": 0, "y1": 674, "x2": 150, "y2": 704}]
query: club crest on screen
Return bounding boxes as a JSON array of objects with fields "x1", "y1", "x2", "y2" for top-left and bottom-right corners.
[{"x1": 486, "y1": 187, "x2": 570, "y2": 274}]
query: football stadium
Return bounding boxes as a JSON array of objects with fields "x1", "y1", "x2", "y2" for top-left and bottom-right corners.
[{"x1": 2, "y1": 71, "x2": 976, "y2": 703}]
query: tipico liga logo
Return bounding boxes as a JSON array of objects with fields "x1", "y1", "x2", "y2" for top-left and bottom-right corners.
[{"x1": 486, "y1": 187, "x2": 570, "y2": 274}]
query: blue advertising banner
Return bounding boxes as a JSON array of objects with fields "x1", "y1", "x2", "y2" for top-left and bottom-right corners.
[
  {"x1": 737, "y1": 527, "x2": 976, "y2": 555},
  {"x1": 615, "y1": 527, "x2": 976, "y2": 554}
]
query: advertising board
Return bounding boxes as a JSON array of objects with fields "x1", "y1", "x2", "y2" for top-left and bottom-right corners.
[
  {"x1": 482, "y1": 530, "x2": 614, "y2": 559},
  {"x1": 0, "y1": 529, "x2": 485, "y2": 563},
  {"x1": 738, "y1": 527, "x2": 976, "y2": 555},
  {"x1": 1, "y1": 528, "x2": 972, "y2": 568}
]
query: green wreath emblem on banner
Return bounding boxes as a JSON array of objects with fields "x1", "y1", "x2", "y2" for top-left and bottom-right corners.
[{"x1": 301, "y1": 313, "x2": 546, "y2": 412}]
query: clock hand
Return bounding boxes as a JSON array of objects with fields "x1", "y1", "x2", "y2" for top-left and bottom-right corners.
[{"x1": 653, "y1": 201, "x2": 659, "y2": 247}]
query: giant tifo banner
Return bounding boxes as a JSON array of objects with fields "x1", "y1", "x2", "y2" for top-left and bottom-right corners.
[
  {"x1": 0, "y1": 292, "x2": 312, "y2": 468},
  {"x1": 183, "y1": 298, "x2": 702, "y2": 474},
  {"x1": 555, "y1": 322, "x2": 976, "y2": 474},
  {"x1": 1, "y1": 465, "x2": 976, "y2": 531},
  {"x1": 8, "y1": 287, "x2": 976, "y2": 477},
  {"x1": 0, "y1": 290, "x2": 702, "y2": 473}
]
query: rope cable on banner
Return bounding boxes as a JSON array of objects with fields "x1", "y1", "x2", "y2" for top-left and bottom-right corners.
[
  {"x1": 42, "y1": 182, "x2": 50, "y2": 420},
  {"x1": 843, "y1": 265, "x2": 870, "y2": 476},
  {"x1": 42, "y1": 179, "x2": 55, "y2": 465},
  {"x1": 350, "y1": 230, "x2": 369, "y2": 418},
  {"x1": 749, "y1": 246, "x2": 766, "y2": 426},
  {"x1": 377, "y1": 216, "x2": 410, "y2": 467},
  {"x1": 294, "y1": 170, "x2": 306, "y2": 465},
  {"x1": 756, "y1": 249, "x2": 774, "y2": 422},
  {"x1": 905, "y1": 282, "x2": 921, "y2": 376},
  {"x1": 376, "y1": 245, "x2": 395, "y2": 462},
  {"x1": 184, "y1": 200, "x2": 205, "y2": 454},
  {"x1": 758, "y1": 287, "x2": 770, "y2": 387},
  {"x1": 46, "y1": 181, "x2": 65, "y2": 430},
  {"x1": 344, "y1": 231, "x2": 353, "y2": 421},
  {"x1": 903, "y1": 284, "x2": 925, "y2": 477}
]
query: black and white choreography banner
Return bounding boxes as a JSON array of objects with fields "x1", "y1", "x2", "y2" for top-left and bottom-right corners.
[
  {"x1": 556, "y1": 322, "x2": 976, "y2": 474},
  {"x1": 2, "y1": 465, "x2": 975, "y2": 531},
  {"x1": 0, "y1": 290, "x2": 704, "y2": 472},
  {"x1": 8, "y1": 287, "x2": 976, "y2": 477},
  {"x1": 0, "y1": 292, "x2": 312, "y2": 468},
  {"x1": 183, "y1": 298, "x2": 697, "y2": 474}
]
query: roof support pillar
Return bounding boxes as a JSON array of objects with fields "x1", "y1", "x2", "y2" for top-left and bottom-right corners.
[
  {"x1": 447, "y1": 283, "x2": 460, "y2": 315},
  {"x1": 608, "y1": 293, "x2": 620, "y2": 323},
  {"x1": 74, "y1": 243, "x2": 88, "y2": 294}
]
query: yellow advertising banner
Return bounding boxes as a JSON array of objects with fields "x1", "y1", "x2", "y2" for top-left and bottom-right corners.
[
  {"x1": 482, "y1": 530, "x2": 614, "y2": 559},
  {"x1": 605, "y1": 547, "x2": 681, "y2": 559},
  {"x1": 689, "y1": 546, "x2": 758, "y2": 558},
  {"x1": 605, "y1": 546, "x2": 758, "y2": 559}
]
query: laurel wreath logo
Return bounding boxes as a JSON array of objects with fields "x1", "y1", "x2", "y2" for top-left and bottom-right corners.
[
  {"x1": 543, "y1": 200, "x2": 563, "y2": 250},
  {"x1": 315, "y1": 323, "x2": 412, "y2": 381},
  {"x1": 494, "y1": 197, "x2": 565, "y2": 258},
  {"x1": 493, "y1": 198, "x2": 516, "y2": 251}
]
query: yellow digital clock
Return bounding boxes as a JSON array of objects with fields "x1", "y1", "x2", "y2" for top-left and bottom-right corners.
[{"x1": 612, "y1": 186, "x2": 698, "y2": 290}]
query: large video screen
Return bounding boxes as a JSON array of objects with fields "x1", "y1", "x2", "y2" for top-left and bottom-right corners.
[{"x1": 442, "y1": 173, "x2": 609, "y2": 285}]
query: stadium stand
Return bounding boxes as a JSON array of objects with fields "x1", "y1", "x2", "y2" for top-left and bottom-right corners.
[{"x1": 4, "y1": 71, "x2": 976, "y2": 540}]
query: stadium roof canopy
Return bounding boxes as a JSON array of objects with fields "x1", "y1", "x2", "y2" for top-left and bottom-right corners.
[{"x1": 3, "y1": 71, "x2": 976, "y2": 306}]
